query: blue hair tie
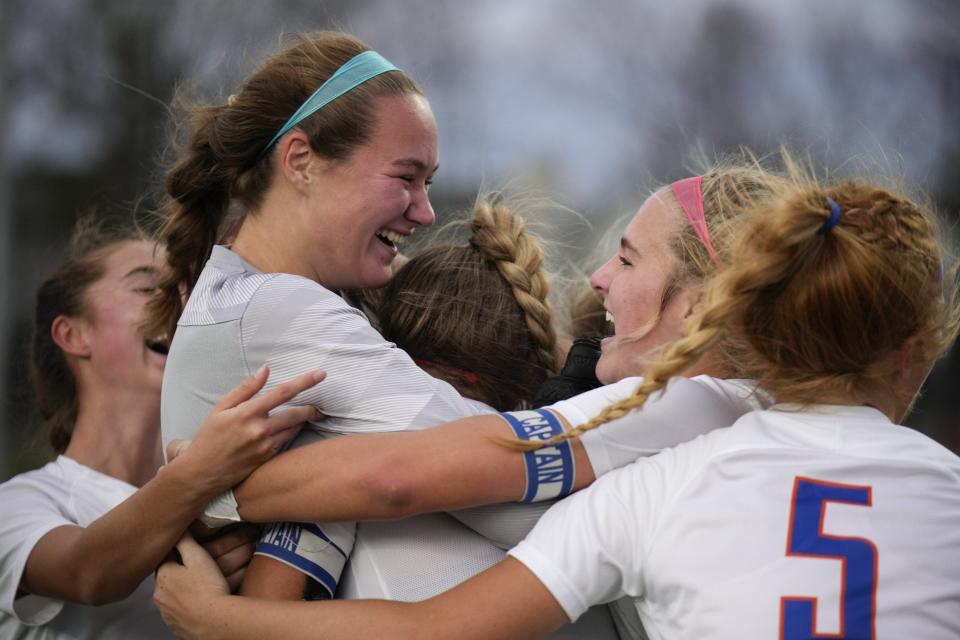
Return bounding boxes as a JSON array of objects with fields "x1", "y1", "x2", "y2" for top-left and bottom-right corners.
[
  {"x1": 818, "y1": 196, "x2": 842, "y2": 234},
  {"x1": 259, "y1": 50, "x2": 400, "y2": 159}
]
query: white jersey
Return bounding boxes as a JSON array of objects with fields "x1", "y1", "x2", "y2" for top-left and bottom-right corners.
[
  {"x1": 0, "y1": 456, "x2": 169, "y2": 639},
  {"x1": 509, "y1": 402, "x2": 960, "y2": 639},
  {"x1": 165, "y1": 247, "x2": 616, "y2": 638},
  {"x1": 453, "y1": 376, "x2": 768, "y2": 549}
]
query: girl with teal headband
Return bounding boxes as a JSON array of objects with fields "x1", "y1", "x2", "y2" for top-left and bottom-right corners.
[{"x1": 144, "y1": 32, "x2": 622, "y2": 636}]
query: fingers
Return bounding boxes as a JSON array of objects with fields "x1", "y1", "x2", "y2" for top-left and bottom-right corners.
[
  {"x1": 244, "y1": 369, "x2": 326, "y2": 417},
  {"x1": 263, "y1": 403, "x2": 320, "y2": 438},
  {"x1": 166, "y1": 439, "x2": 192, "y2": 462},
  {"x1": 200, "y1": 524, "x2": 259, "y2": 558},
  {"x1": 225, "y1": 566, "x2": 247, "y2": 593},
  {"x1": 212, "y1": 364, "x2": 270, "y2": 412},
  {"x1": 174, "y1": 533, "x2": 209, "y2": 567},
  {"x1": 212, "y1": 540, "x2": 255, "y2": 579}
]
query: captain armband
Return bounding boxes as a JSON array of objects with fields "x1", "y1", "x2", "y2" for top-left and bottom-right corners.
[{"x1": 499, "y1": 409, "x2": 575, "y2": 503}]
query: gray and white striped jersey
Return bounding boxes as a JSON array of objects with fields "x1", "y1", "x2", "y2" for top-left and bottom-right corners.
[{"x1": 160, "y1": 246, "x2": 618, "y2": 638}]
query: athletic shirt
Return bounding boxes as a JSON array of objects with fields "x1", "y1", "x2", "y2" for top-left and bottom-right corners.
[
  {"x1": 0, "y1": 457, "x2": 169, "y2": 639},
  {"x1": 452, "y1": 375, "x2": 769, "y2": 549},
  {"x1": 162, "y1": 246, "x2": 618, "y2": 638},
  {"x1": 509, "y1": 403, "x2": 960, "y2": 639}
]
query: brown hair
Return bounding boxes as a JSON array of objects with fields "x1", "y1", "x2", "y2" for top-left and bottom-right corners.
[
  {"x1": 539, "y1": 157, "x2": 959, "y2": 448},
  {"x1": 378, "y1": 197, "x2": 559, "y2": 410},
  {"x1": 144, "y1": 31, "x2": 424, "y2": 340},
  {"x1": 31, "y1": 215, "x2": 151, "y2": 453}
]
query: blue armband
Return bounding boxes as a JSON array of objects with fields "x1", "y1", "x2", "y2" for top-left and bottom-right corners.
[
  {"x1": 500, "y1": 409, "x2": 575, "y2": 503},
  {"x1": 255, "y1": 522, "x2": 352, "y2": 598}
]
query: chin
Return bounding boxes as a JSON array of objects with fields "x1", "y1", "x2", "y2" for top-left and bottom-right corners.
[
  {"x1": 357, "y1": 267, "x2": 394, "y2": 290},
  {"x1": 595, "y1": 357, "x2": 619, "y2": 385}
]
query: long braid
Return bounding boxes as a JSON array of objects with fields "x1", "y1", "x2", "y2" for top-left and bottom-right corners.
[
  {"x1": 470, "y1": 200, "x2": 559, "y2": 375},
  {"x1": 510, "y1": 152, "x2": 959, "y2": 452},
  {"x1": 509, "y1": 249, "x2": 758, "y2": 451},
  {"x1": 551, "y1": 170, "x2": 958, "y2": 451}
]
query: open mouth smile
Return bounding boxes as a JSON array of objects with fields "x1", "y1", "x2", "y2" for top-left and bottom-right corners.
[{"x1": 375, "y1": 228, "x2": 410, "y2": 249}]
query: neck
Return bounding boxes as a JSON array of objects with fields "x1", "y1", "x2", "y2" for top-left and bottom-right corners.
[
  {"x1": 683, "y1": 344, "x2": 730, "y2": 380},
  {"x1": 64, "y1": 385, "x2": 162, "y2": 487},
  {"x1": 232, "y1": 189, "x2": 316, "y2": 280}
]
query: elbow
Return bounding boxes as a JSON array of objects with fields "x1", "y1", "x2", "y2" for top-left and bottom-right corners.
[{"x1": 359, "y1": 453, "x2": 427, "y2": 520}]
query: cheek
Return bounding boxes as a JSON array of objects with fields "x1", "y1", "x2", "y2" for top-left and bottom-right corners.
[{"x1": 612, "y1": 279, "x2": 662, "y2": 332}]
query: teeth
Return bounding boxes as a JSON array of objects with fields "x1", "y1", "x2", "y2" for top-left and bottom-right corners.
[
  {"x1": 377, "y1": 229, "x2": 408, "y2": 246},
  {"x1": 605, "y1": 311, "x2": 614, "y2": 324}
]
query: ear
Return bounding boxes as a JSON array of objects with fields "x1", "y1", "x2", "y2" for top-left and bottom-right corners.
[
  {"x1": 276, "y1": 131, "x2": 319, "y2": 189},
  {"x1": 51, "y1": 315, "x2": 92, "y2": 358}
]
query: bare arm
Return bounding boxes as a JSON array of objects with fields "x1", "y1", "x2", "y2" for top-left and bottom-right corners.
[
  {"x1": 19, "y1": 368, "x2": 322, "y2": 606},
  {"x1": 234, "y1": 412, "x2": 596, "y2": 525},
  {"x1": 156, "y1": 535, "x2": 569, "y2": 640}
]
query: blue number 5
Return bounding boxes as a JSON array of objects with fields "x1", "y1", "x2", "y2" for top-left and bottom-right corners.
[{"x1": 781, "y1": 477, "x2": 877, "y2": 640}]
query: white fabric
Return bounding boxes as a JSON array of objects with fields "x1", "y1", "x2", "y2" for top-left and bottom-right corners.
[
  {"x1": 0, "y1": 456, "x2": 169, "y2": 639},
  {"x1": 452, "y1": 377, "x2": 769, "y2": 551},
  {"x1": 553, "y1": 375, "x2": 769, "y2": 477},
  {"x1": 166, "y1": 247, "x2": 616, "y2": 637},
  {"x1": 509, "y1": 402, "x2": 960, "y2": 639}
]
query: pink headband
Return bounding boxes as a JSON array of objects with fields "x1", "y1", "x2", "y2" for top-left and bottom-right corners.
[{"x1": 670, "y1": 176, "x2": 720, "y2": 264}]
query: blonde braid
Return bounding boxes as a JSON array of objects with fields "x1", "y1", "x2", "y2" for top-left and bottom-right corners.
[
  {"x1": 505, "y1": 253, "x2": 765, "y2": 451},
  {"x1": 470, "y1": 200, "x2": 559, "y2": 374}
]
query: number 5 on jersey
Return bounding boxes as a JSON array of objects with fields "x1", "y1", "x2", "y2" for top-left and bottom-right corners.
[{"x1": 781, "y1": 477, "x2": 877, "y2": 640}]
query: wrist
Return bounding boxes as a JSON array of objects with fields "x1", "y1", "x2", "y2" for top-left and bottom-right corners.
[{"x1": 162, "y1": 453, "x2": 221, "y2": 508}]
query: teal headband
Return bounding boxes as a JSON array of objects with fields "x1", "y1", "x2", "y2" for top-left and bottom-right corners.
[{"x1": 259, "y1": 50, "x2": 400, "y2": 158}]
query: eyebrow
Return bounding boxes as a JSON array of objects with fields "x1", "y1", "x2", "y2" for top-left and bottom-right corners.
[
  {"x1": 392, "y1": 158, "x2": 440, "y2": 174},
  {"x1": 620, "y1": 237, "x2": 639, "y2": 254},
  {"x1": 122, "y1": 265, "x2": 159, "y2": 280}
]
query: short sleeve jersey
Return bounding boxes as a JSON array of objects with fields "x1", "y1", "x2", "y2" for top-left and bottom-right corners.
[
  {"x1": 0, "y1": 457, "x2": 169, "y2": 639},
  {"x1": 509, "y1": 404, "x2": 960, "y2": 639},
  {"x1": 161, "y1": 245, "x2": 487, "y2": 448},
  {"x1": 168, "y1": 247, "x2": 620, "y2": 638},
  {"x1": 453, "y1": 376, "x2": 769, "y2": 549}
]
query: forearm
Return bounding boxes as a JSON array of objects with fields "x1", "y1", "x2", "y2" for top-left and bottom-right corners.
[
  {"x1": 176, "y1": 596, "x2": 421, "y2": 640},
  {"x1": 24, "y1": 458, "x2": 215, "y2": 604},
  {"x1": 235, "y1": 415, "x2": 537, "y2": 523},
  {"x1": 240, "y1": 556, "x2": 308, "y2": 599},
  {"x1": 158, "y1": 557, "x2": 567, "y2": 640}
]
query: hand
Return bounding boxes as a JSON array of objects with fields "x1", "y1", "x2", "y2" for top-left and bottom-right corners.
[
  {"x1": 173, "y1": 366, "x2": 325, "y2": 496},
  {"x1": 155, "y1": 534, "x2": 229, "y2": 639},
  {"x1": 198, "y1": 524, "x2": 259, "y2": 593}
]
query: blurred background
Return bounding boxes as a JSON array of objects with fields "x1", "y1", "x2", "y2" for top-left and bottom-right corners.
[{"x1": 2, "y1": 0, "x2": 959, "y2": 479}]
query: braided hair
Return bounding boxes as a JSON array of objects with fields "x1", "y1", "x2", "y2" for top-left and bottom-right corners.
[{"x1": 378, "y1": 197, "x2": 559, "y2": 410}]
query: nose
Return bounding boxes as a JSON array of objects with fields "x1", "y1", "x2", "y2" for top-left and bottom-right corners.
[
  {"x1": 405, "y1": 186, "x2": 436, "y2": 228},
  {"x1": 590, "y1": 256, "x2": 614, "y2": 295}
]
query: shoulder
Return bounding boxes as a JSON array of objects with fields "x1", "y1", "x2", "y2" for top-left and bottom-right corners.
[
  {"x1": 181, "y1": 246, "x2": 356, "y2": 327},
  {"x1": 672, "y1": 376, "x2": 769, "y2": 410},
  {"x1": 0, "y1": 460, "x2": 70, "y2": 504}
]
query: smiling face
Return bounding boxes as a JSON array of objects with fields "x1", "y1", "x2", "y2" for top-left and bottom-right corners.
[
  {"x1": 80, "y1": 240, "x2": 167, "y2": 396},
  {"x1": 590, "y1": 191, "x2": 698, "y2": 383},
  {"x1": 297, "y1": 93, "x2": 439, "y2": 291}
]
